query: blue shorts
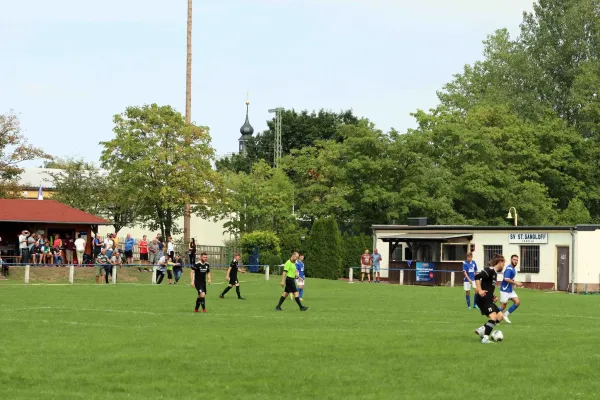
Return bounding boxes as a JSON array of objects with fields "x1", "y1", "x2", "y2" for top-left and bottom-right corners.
[{"x1": 373, "y1": 265, "x2": 380, "y2": 272}]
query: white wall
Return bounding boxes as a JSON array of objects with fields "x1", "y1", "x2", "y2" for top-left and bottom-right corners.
[
  {"x1": 575, "y1": 229, "x2": 600, "y2": 286},
  {"x1": 98, "y1": 214, "x2": 233, "y2": 246}
]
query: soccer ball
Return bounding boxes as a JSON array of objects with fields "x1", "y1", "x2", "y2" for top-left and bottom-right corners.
[{"x1": 491, "y1": 330, "x2": 504, "y2": 342}]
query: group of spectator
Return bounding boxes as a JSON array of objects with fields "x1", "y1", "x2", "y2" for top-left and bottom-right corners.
[
  {"x1": 17, "y1": 230, "x2": 86, "y2": 266},
  {"x1": 92, "y1": 234, "x2": 198, "y2": 285}
]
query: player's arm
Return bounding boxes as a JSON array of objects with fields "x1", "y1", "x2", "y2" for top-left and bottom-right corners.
[
  {"x1": 190, "y1": 269, "x2": 195, "y2": 287},
  {"x1": 474, "y1": 271, "x2": 487, "y2": 296},
  {"x1": 503, "y1": 273, "x2": 522, "y2": 287},
  {"x1": 207, "y1": 271, "x2": 212, "y2": 285},
  {"x1": 281, "y1": 270, "x2": 287, "y2": 287},
  {"x1": 225, "y1": 266, "x2": 231, "y2": 280}
]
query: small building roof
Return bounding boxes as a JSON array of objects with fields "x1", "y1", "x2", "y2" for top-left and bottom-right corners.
[
  {"x1": 372, "y1": 224, "x2": 579, "y2": 231},
  {"x1": 0, "y1": 199, "x2": 110, "y2": 225}
]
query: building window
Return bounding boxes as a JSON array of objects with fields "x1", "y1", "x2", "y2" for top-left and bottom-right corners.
[
  {"x1": 483, "y1": 245, "x2": 503, "y2": 267},
  {"x1": 392, "y1": 245, "x2": 403, "y2": 261},
  {"x1": 442, "y1": 244, "x2": 468, "y2": 261},
  {"x1": 520, "y1": 246, "x2": 540, "y2": 273}
]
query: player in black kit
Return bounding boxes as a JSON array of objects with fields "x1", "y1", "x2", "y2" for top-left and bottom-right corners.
[
  {"x1": 191, "y1": 252, "x2": 211, "y2": 313},
  {"x1": 474, "y1": 254, "x2": 505, "y2": 343},
  {"x1": 219, "y1": 253, "x2": 246, "y2": 300}
]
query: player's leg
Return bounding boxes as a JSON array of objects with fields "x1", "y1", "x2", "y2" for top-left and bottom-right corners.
[
  {"x1": 194, "y1": 289, "x2": 202, "y2": 312},
  {"x1": 276, "y1": 291, "x2": 289, "y2": 310},
  {"x1": 235, "y1": 282, "x2": 244, "y2": 300},
  {"x1": 200, "y1": 292, "x2": 207, "y2": 312},
  {"x1": 167, "y1": 270, "x2": 173, "y2": 284},
  {"x1": 481, "y1": 306, "x2": 503, "y2": 343},
  {"x1": 220, "y1": 281, "x2": 233, "y2": 298},
  {"x1": 464, "y1": 282, "x2": 471, "y2": 309},
  {"x1": 503, "y1": 293, "x2": 520, "y2": 323},
  {"x1": 293, "y1": 290, "x2": 308, "y2": 311},
  {"x1": 298, "y1": 280, "x2": 304, "y2": 300}
]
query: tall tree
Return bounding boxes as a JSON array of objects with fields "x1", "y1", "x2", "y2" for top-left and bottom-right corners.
[
  {"x1": 212, "y1": 160, "x2": 296, "y2": 236},
  {"x1": 0, "y1": 111, "x2": 51, "y2": 198},
  {"x1": 216, "y1": 109, "x2": 360, "y2": 173},
  {"x1": 100, "y1": 104, "x2": 216, "y2": 237},
  {"x1": 47, "y1": 158, "x2": 138, "y2": 233}
]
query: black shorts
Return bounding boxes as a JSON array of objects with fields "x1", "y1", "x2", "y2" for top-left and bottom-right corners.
[
  {"x1": 167, "y1": 270, "x2": 173, "y2": 279},
  {"x1": 284, "y1": 278, "x2": 297, "y2": 294},
  {"x1": 478, "y1": 300, "x2": 499, "y2": 316},
  {"x1": 195, "y1": 284, "x2": 207, "y2": 295},
  {"x1": 140, "y1": 253, "x2": 148, "y2": 261},
  {"x1": 229, "y1": 277, "x2": 239, "y2": 285},
  {"x1": 125, "y1": 250, "x2": 133, "y2": 258}
]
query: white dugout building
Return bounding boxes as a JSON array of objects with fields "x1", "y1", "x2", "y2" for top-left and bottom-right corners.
[{"x1": 372, "y1": 221, "x2": 600, "y2": 293}]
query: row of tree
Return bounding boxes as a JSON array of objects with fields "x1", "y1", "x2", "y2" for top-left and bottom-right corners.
[{"x1": 2, "y1": 1, "x2": 599, "y2": 256}]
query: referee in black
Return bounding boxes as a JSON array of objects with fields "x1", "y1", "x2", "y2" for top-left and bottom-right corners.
[{"x1": 191, "y1": 252, "x2": 211, "y2": 313}]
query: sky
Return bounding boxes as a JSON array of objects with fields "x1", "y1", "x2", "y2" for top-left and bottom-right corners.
[{"x1": 1, "y1": 0, "x2": 534, "y2": 164}]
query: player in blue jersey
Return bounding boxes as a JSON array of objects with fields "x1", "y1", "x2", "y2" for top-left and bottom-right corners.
[
  {"x1": 462, "y1": 252, "x2": 479, "y2": 309},
  {"x1": 295, "y1": 252, "x2": 305, "y2": 301},
  {"x1": 499, "y1": 254, "x2": 523, "y2": 324}
]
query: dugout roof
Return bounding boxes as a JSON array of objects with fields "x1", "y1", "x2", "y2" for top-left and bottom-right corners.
[
  {"x1": 0, "y1": 199, "x2": 110, "y2": 225},
  {"x1": 377, "y1": 233, "x2": 473, "y2": 242}
]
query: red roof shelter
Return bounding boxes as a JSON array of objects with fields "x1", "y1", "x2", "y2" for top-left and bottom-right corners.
[{"x1": 0, "y1": 199, "x2": 111, "y2": 261}]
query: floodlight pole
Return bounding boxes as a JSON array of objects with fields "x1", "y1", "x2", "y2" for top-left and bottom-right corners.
[
  {"x1": 183, "y1": 0, "x2": 193, "y2": 244},
  {"x1": 268, "y1": 108, "x2": 284, "y2": 167}
]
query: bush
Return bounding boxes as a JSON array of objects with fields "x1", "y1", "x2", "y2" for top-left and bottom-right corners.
[
  {"x1": 305, "y1": 217, "x2": 342, "y2": 280},
  {"x1": 240, "y1": 231, "x2": 282, "y2": 272}
]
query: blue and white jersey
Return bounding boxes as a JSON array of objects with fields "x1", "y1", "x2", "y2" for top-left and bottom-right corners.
[
  {"x1": 296, "y1": 260, "x2": 305, "y2": 279},
  {"x1": 462, "y1": 260, "x2": 478, "y2": 282},
  {"x1": 501, "y1": 265, "x2": 516, "y2": 292}
]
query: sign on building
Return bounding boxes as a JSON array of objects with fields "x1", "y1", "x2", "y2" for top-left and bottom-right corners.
[{"x1": 508, "y1": 233, "x2": 548, "y2": 244}]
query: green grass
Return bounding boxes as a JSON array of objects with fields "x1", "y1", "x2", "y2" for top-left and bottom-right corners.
[{"x1": 1, "y1": 269, "x2": 600, "y2": 400}]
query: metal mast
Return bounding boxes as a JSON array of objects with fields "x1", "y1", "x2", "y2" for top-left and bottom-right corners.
[
  {"x1": 268, "y1": 107, "x2": 284, "y2": 167},
  {"x1": 183, "y1": 0, "x2": 193, "y2": 243}
]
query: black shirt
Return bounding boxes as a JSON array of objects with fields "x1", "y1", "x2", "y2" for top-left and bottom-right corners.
[
  {"x1": 475, "y1": 267, "x2": 497, "y2": 302},
  {"x1": 229, "y1": 259, "x2": 239, "y2": 279},
  {"x1": 192, "y1": 262, "x2": 210, "y2": 286}
]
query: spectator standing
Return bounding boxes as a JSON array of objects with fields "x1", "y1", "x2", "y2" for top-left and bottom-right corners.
[
  {"x1": 0, "y1": 254, "x2": 7, "y2": 277},
  {"x1": 75, "y1": 234, "x2": 86, "y2": 266},
  {"x1": 27, "y1": 234, "x2": 35, "y2": 263},
  {"x1": 93, "y1": 235, "x2": 103, "y2": 259},
  {"x1": 112, "y1": 234, "x2": 119, "y2": 250},
  {"x1": 167, "y1": 236, "x2": 175, "y2": 261},
  {"x1": 65, "y1": 234, "x2": 75, "y2": 265},
  {"x1": 157, "y1": 235, "x2": 165, "y2": 258},
  {"x1": 148, "y1": 239, "x2": 159, "y2": 266},
  {"x1": 138, "y1": 235, "x2": 149, "y2": 272},
  {"x1": 104, "y1": 234, "x2": 114, "y2": 259},
  {"x1": 95, "y1": 249, "x2": 109, "y2": 284},
  {"x1": 372, "y1": 249, "x2": 383, "y2": 284},
  {"x1": 124, "y1": 234, "x2": 135, "y2": 267},
  {"x1": 18, "y1": 230, "x2": 30, "y2": 265},
  {"x1": 360, "y1": 249, "x2": 372, "y2": 283},
  {"x1": 188, "y1": 238, "x2": 196, "y2": 266}
]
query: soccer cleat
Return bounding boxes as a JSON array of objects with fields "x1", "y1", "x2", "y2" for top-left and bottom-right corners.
[
  {"x1": 503, "y1": 314, "x2": 512, "y2": 324},
  {"x1": 468, "y1": 307, "x2": 471, "y2": 310},
  {"x1": 219, "y1": 295, "x2": 224, "y2": 299},
  {"x1": 275, "y1": 306, "x2": 282, "y2": 311},
  {"x1": 481, "y1": 336, "x2": 494, "y2": 344},
  {"x1": 202, "y1": 309, "x2": 207, "y2": 313},
  {"x1": 238, "y1": 297, "x2": 245, "y2": 300},
  {"x1": 300, "y1": 306, "x2": 309, "y2": 311},
  {"x1": 194, "y1": 309, "x2": 199, "y2": 313},
  {"x1": 475, "y1": 326, "x2": 485, "y2": 338},
  {"x1": 474, "y1": 304, "x2": 479, "y2": 309}
]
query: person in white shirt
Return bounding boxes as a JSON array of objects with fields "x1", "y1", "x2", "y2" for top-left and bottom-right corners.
[
  {"x1": 104, "y1": 235, "x2": 114, "y2": 259},
  {"x1": 156, "y1": 254, "x2": 167, "y2": 284},
  {"x1": 18, "y1": 230, "x2": 30, "y2": 265},
  {"x1": 74, "y1": 234, "x2": 86, "y2": 266},
  {"x1": 167, "y1": 236, "x2": 175, "y2": 260}
]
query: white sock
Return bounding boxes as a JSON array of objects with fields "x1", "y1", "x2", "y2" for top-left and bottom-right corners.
[{"x1": 505, "y1": 312, "x2": 510, "y2": 316}]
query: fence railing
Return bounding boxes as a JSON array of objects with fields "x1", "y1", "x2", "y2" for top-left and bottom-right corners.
[{"x1": 347, "y1": 266, "x2": 463, "y2": 287}]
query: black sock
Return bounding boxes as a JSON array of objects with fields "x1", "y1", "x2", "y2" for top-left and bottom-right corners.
[
  {"x1": 295, "y1": 297, "x2": 303, "y2": 308},
  {"x1": 201, "y1": 297, "x2": 206, "y2": 310},
  {"x1": 221, "y1": 286, "x2": 232, "y2": 297},
  {"x1": 236, "y1": 286, "x2": 241, "y2": 298},
  {"x1": 484, "y1": 319, "x2": 496, "y2": 336},
  {"x1": 195, "y1": 298, "x2": 201, "y2": 310},
  {"x1": 277, "y1": 296, "x2": 285, "y2": 307}
]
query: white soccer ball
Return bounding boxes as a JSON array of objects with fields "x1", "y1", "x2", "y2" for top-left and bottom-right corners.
[{"x1": 491, "y1": 330, "x2": 504, "y2": 342}]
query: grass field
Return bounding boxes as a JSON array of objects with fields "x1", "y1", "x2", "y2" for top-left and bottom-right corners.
[{"x1": 1, "y1": 267, "x2": 599, "y2": 400}]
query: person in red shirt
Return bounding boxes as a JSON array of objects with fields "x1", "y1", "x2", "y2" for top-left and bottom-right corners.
[
  {"x1": 360, "y1": 249, "x2": 372, "y2": 283},
  {"x1": 138, "y1": 235, "x2": 149, "y2": 272}
]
